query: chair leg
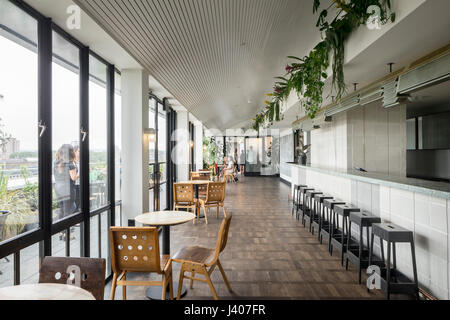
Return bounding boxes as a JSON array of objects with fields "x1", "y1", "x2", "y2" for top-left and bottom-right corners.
[
  {"x1": 216, "y1": 206, "x2": 219, "y2": 219},
  {"x1": 169, "y1": 273, "x2": 174, "y2": 300},
  {"x1": 217, "y1": 260, "x2": 232, "y2": 293},
  {"x1": 222, "y1": 205, "x2": 227, "y2": 218},
  {"x1": 161, "y1": 274, "x2": 168, "y2": 301},
  {"x1": 204, "y1": 267, "x2": 219, "y2": 300},
  {"x1": 203, "y1": 205, "x2": 208, "y2": 225},
  {"x1": 177, "y1": 265, "x2": 185, "y2": 300},
  {"x1": 122, "y1": 272, "x2": 127, "y2": 300},
  {"x1": 110, "y1": 273, "x2": 118, "y2": 300}
]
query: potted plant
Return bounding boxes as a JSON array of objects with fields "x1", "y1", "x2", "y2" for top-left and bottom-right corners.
[
  {"x1": 0, "y1": 172, "x2": 35, "y2": 240},
  {"x1": 0, "y1": 210, "x2": 10, "y2": 242}
]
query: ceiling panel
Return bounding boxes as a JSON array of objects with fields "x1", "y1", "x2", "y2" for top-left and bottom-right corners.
[{"x1": 75, "y1": 0, "x2": 319, "y2": 130}]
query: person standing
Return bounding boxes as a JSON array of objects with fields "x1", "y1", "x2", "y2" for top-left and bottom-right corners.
[
  {"x1": 239, "y1": 149, "x2": 245, "y2": 174},
  {"x1": 53, "y1": 144, "x2": 77, "y2": 240},
  {"x1": 72, "y1": 146, "x2": 81, "y2": 213}
]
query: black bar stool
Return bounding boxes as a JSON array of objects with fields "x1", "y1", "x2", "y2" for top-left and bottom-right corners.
[
  {"x1": 369, "y1": 223, "x2": 419, "y2": 300},
  {"x1": 312, "y1": 194, "x2": 333, "y2": 239},
  {"x1": 345, "y1": 211, "x2": 382, "y2": 284},
  {"x1": 304, "y1": 190, "x2": 322, "y2": 232},
  {"x1": 321, "y1": 199, "x2": 345, "y2": 253},
  {"x1": 331, "y1": 204, "x2": 360, "y2": 266},
  {"x1": 291, "y1": 184, "x2": 306, "y2": 216},
  {"x1": 298, "y1": 186, "x2": 314, "y2": 221}
]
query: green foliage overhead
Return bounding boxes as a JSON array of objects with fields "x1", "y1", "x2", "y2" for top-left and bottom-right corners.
[{"x1": 253, "y1": 0, "x2": 395, "y2": 131}]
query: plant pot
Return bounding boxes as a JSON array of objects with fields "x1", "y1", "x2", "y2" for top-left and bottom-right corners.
[
  {"x1": 300, "y1": 155, "x2": 307, "y2": 165},
  {"x1": 0, "y1": 211, "x2": 11, "y2": 241}
]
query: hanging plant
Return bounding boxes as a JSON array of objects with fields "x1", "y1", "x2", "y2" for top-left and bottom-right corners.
[{"x1": 252, "y1": 0, "x2": 395, "y2": 131}]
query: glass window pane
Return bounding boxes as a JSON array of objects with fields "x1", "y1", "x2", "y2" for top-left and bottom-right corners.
[
  {"x1": 0, "y1": 0, "x2": 38, "y2": 49},
  {"x1": 245, "y1": 137, "x2": 262, "y2": 173},
  {"x1": 90, "y1": 214, "x2": 100, "y2": 258},
  {"x1": 89, "y1": 55, "x2": 108, "y2": 211},
  {"x1": 51, "y1": 223, "x2": 81, "y2": 257},
  {"x1": 214, "y1": 137, "x2": 224, "y2": 165},
  {"x1": 52, "y1": 31, "x2": 80, "y2": 224},
  {"x1": 115, "y1": 205, "x2": 121, "y2": 227},
  {"x1": 0, "y1": 3, "x2": 39, "y2": 242},
  {"x1": 114, "y1": 73, "x2": 121, "y2": 202},
  {"x1": 158, "y1": 103, "x2": 166, "y2": 162},
  {"x1": 148, "y1": 100, "x2": 156, "y2": 164},
  {"x1": 20, "y1": 242, "x2": 40, "y2": 285},
  {"x1": 159, "y1": 183, "x2": 167, "y2": 211},
  {"x1": 0, "y1": 254, "x2": 13, "y2": 288},
  {"x1": 100, "y1": 211, "x2": 110, "y2": 277},
  {"x1": 69, "y1": 223, "x2": 82, "y2": 258}
]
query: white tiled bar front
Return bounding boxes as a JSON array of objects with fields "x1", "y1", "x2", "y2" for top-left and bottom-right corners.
[{"x1": 289, "y1": 163, "x2": 450, "y2": 300}]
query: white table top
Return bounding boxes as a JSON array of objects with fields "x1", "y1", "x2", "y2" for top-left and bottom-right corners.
[
  {"x1": 135, "y1": 211, "x2": 196, "y2": 226},
  {"x1": 0, "y1": 283, "x2": 95, "y2": 300}
]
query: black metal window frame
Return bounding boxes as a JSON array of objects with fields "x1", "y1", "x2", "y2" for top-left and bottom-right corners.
[
  {"x1": 166, "y1": 105, "x2": 177, "y2": 211},
  {"x1": 0, "y1": 0, "x2": 122, "y2": 284},
  {"x1": 189, "y1": 122, "x2": 195, "y2": 172}
]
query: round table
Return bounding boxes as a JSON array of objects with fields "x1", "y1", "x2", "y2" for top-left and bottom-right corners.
[
  {"x1": 179, "y1": 180, "x2": 211, "y2": 218},
  {"x1": 0, "y1": 283, "x2": 95, "y2": 300},
  {"x1": 135, "y1": 211, "x2": 196, "y2": 300}
]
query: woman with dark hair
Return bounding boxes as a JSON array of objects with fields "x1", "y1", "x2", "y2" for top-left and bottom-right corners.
[
  {"x1": 72, "y1": 146, "x2": 81, "y2": 213},
  {"x1": 54, "y1": 144, "x2": 77, "y2": 239}
]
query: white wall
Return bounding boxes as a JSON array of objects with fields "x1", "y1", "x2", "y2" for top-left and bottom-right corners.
[
  {"x1": 311, "y1": 102, "x2": 406, "y2": 176},
  {"x1": 121, "y1": 69, "x2": 149, "y2": 225},
  {"x1": 311, "y1": 112, "x2": 348, "y2": 170},
  {"x1": 176, "y1": 110, "x2": 189, "y2": 181},
  {"x1": 347, "y1": 102, "x2": 406, "y2": 176}
]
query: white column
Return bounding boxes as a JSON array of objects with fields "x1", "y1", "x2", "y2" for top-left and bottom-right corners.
[
  {"x1": 121, "y1": 69, "x2": 149, "y2": 225},
  {"x1": 194, "y1": 123, "x2": 203, "y2": 171},
  {"x1": 175, "y1": 110, "x2": 190, "y2": 181}
]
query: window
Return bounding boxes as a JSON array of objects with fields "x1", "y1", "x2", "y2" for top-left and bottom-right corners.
[
  {"x1": 157, "y1": 103, "x2": 166, "y2": 210},
  {"x1": 89, "y1": 55, "x2": 108, "y2": 211},
  {"x1": 0, "y1": 0, "x2": 39, "y2": 243},
  {"x1": 0, "y1": 1, "x2": 120, "y2": 286},
  {"x1": 114, "y1": 73, "x2": 122, "y2": 203},
  {"x1": 52, "y1": 30, "x2": 80, "y2": 224}
]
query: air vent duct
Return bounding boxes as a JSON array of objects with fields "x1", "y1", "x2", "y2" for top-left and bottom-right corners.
[
  {"x1": 382, "y1": 78, "x2": 410, "y2": 108},
  {"x1": 325, "y1": 94, "x2": 360, "y2": 117},
  {"x1": 398, "y1": 52, "x2": 450, "y2": 94}
]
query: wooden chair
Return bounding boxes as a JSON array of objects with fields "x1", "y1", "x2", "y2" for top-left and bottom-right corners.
[
  {"x1": 198, "y1": 182, "x2": 226, "y2": 224},
  {"x1": 39, "y1": 256, "x2": 106, "y2": 300},
  {"x1": 172, "y1": 214, "x2": 233, "y2": 300},
  {"x1": 190, "y1": 172, "x2": 200, "y2": 180},
  {"x1": 224, "y1": 172, "x2": 235, "y2": 183},
  {"x1": 109, "y1": 227, "x2": 173, "y2": 300},
  {"x1": 191, "y1": 174, "x2": 209, "y2": 200},
  {"x1": 173, "y1": 183, "x2": 197, "y2": 213}
]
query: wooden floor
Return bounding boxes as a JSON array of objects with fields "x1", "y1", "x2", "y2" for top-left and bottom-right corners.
[{"x1": 106, "y1": 176, "x2": 388, "y2": 300}]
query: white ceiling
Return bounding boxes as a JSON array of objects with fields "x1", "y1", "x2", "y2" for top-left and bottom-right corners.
[
  {"x1": 26, "y1": 0, "x2": 450, "y2": 132},
  {"x1": 74, "y1": 0, "x2": 322, "y2": 130}
]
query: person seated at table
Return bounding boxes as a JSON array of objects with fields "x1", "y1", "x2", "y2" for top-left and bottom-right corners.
[
  {"x1": 219, "y1": 157, "x2": 228, "y2": 178},
  {"x1": 222, "y1": 157, "x2": 235, "y2": 178}
]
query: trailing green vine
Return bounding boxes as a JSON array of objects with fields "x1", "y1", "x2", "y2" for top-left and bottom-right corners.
[{"x1": 252, "y1": 0, "x2": 395, "y2": 131}]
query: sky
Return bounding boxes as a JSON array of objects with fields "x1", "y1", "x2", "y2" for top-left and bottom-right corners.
[{"x1": 0, "y1": 34, "x2": 111, "y2": 152}]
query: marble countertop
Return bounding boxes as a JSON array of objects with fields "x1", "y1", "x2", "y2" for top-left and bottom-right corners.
[{"x1": 287, "y1": 163, "x2": 450, "y2": 200}]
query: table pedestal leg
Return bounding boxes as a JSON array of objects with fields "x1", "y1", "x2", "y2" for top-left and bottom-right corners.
[{"x1": 145, "y1": 225, "x2": 187, "y2": 300}]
